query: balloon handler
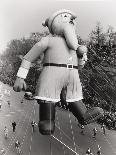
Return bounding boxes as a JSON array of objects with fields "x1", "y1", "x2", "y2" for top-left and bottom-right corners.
[{"x1": 13, "y1": 9, "x2": 103, "y2": 135}]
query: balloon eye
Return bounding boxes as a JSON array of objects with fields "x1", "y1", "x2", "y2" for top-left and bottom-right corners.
[{"x1": 64, "y1": 15, "x2": 67, "y2": 17}]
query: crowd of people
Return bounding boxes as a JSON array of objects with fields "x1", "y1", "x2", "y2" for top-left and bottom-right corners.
[
  {"x1": 86, "y1": 145, "x2": 101, "y2": 155},
  {"x1": 78, "y1": 119, "x2": 107, "y2": 155},
  {"x1": 2, "y1": 115, "x2": 21, "y2": 154},
  {"x1": 97, "y1": 111, "x2": 116, "y2": 130}
]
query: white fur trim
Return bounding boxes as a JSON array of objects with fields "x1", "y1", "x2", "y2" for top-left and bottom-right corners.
[
  {"x1": 17, "y1": 67, "x2": 29, "y2": 79},
  {"x1": 66, "y1": 97, "x2": 83, "y2": 102},
  {"x1": 34, "y1": 96, "x2": 60, "y2": 102},
  {"x1": 21, "y1": 59, "x2": 31, "y2": 70}
]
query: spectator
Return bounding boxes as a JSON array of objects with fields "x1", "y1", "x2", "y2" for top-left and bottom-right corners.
[
  {"x1": 7, "y1": 101, "x2": 11, "y2": 107},
  {"x1": 4, "y1": 126, "x2": 8, "y2": 139},
  {"x1": 80, "y1": 125, "x2": 85, "y2": 135},
  {"x1": 97, "y1": 145, "x2": 101, "y2": 155},
  {"x1": 12, "y1": 121, "x2": 16, "y2": 132},
  {"x1": 93, "y1": 127, "x2": 97, "y2": 139},
  {"x1": 101, "y1": 123, "x2": 106, "y2": 135},
  {"x1": 86, "y1": 148, "x2": 93, "y2": 155},
  {"x1": 0, "y1": 148, "x2": 5, "y2": 155},
  {"x1": 21, "y1": 99, "x2": 23, "y2": 104},
  {"x1": 15, "y1": 140, "x2": 21, "y2": 154},
  {"x1": 31, "y1": 121, "x2": 37, "y2": 132}
]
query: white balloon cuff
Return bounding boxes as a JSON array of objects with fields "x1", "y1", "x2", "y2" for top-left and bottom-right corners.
[{"x1": 17, "y1": 67, "x2": 29, "y2": 79}]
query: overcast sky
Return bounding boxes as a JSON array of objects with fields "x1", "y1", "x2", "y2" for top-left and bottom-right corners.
[{"x1": 0, "y1": 0, "x2": 116, "y2": 52}]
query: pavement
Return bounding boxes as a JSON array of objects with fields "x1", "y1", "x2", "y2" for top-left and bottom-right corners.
[{"x1": 0, "y1": 81, "x2": 116, "y2": 155}]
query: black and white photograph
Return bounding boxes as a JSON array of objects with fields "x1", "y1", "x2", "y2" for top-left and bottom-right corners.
[{"x1": 0, "y1": 0, "x2": 116, "y2": 154}]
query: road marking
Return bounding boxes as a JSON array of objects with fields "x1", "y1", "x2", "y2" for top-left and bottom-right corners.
[
  {"x1": 17, "y1": 109, "x2": 23, "y2": 112},
  {"x1": 10, "y1": 112, "x2": 15, "y2": 114},
  {"x1": 29, "y1": 136, "x2": 32, "y2": 155},
  {"x1": 51, "y1": 135, "x2": 79, "y2": 155},
  {"x1": 34, "y1": 109, "x2": 35, "y2": 115},
  {"x1": 31, "y1": 136, "x2": 32, "y2": 142},
  {"x1": 5, "y1": 114, "x2": 11, "y2": 117},
  {"x1": 30, "y1": 145, "x2": 31, "y2": 151}
]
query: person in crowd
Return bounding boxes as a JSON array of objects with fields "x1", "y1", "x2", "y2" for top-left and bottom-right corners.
[
  {"x1": 4, "y1": 126, "x2": 8, "y2": 139},
  {"x1": 20, "y1": 99, "x2": 23, "y2": 104},
  {"x1": 31, "y1": 121, "x2": 37, "y2": 132},
  {"x1": 80, "y1": 125, "x2": 85, "y2": 135},
  {"x1": 86, "y1": 148, "x2": 93, "y2": 155},
  {"x1": 15, "y1": 140, "x2": 21, "y2": 154},
  {"x1": 97, "y1": 145, "x2": 101, "y2": 155},
  {"x1": 93, "y1": 127, "x2": 97, "y2": 139},
  {"x1": 0, "y1": 148, "x2": 5, "y2": 155},
  {"x1": 101, "y1": 123, "x2": 106, "y2": 135},
  {"x1": 12, "y1": 121, "x2": 16, "y2": 132},
  {"x1": 7, "y1": 100, "x2": 11, "y2": 107}
]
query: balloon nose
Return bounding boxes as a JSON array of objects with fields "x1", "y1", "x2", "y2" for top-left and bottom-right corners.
[{"x1": 70, "y1": 15, "x2": 77, "y2": 20}]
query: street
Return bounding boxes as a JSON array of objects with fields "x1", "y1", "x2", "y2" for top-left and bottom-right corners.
[{"x1": 0, "y1": 81, "x2": 116, "y2": 155}]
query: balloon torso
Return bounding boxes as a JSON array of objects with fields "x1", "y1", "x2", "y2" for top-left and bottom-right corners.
[{"x1": 43, "y1": 35, "x2": 78, "y2": 66}]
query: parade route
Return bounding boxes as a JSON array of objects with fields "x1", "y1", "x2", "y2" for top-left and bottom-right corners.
[{"x1": 0, "y1": 82, "x2": 116, "y2": 155}]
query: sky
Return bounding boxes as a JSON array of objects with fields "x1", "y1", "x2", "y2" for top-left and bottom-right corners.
[{"x1": 0, "y1": 0, "x2": 116, "y2": 52}]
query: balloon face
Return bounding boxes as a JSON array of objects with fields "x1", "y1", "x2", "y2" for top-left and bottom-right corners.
[
  {"x1": 60, "y1": 13, "x2": 77, "y2": 26},
  {"x1": 52, "y1": 12, "x2": 77, "y2": 35}
]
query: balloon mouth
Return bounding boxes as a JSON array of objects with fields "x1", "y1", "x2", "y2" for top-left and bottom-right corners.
[{"x1": 69, "y1": 20, "x2": 74, "y2": 25}]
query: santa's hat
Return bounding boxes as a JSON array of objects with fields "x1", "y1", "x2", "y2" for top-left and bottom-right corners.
[{"x1": 42, "y1": 9, "x2": 77, "y2": 33}]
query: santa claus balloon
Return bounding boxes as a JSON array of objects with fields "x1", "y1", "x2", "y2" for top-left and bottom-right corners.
[{"x1": 13, "y1": 9, "x2": 103, "y2": 135}]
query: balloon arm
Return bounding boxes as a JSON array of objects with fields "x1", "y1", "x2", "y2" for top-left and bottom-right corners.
[
  {"x1": 16, "y1": 37, "x2": 49, "y2": 79},
  {"x1": 23, "y1": 37, "x2": 49, "y2": 63}
]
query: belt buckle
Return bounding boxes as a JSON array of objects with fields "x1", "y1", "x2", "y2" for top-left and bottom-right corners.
[{"x1": 67, "y1": 64, "x2": 73, "y2": 69}]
